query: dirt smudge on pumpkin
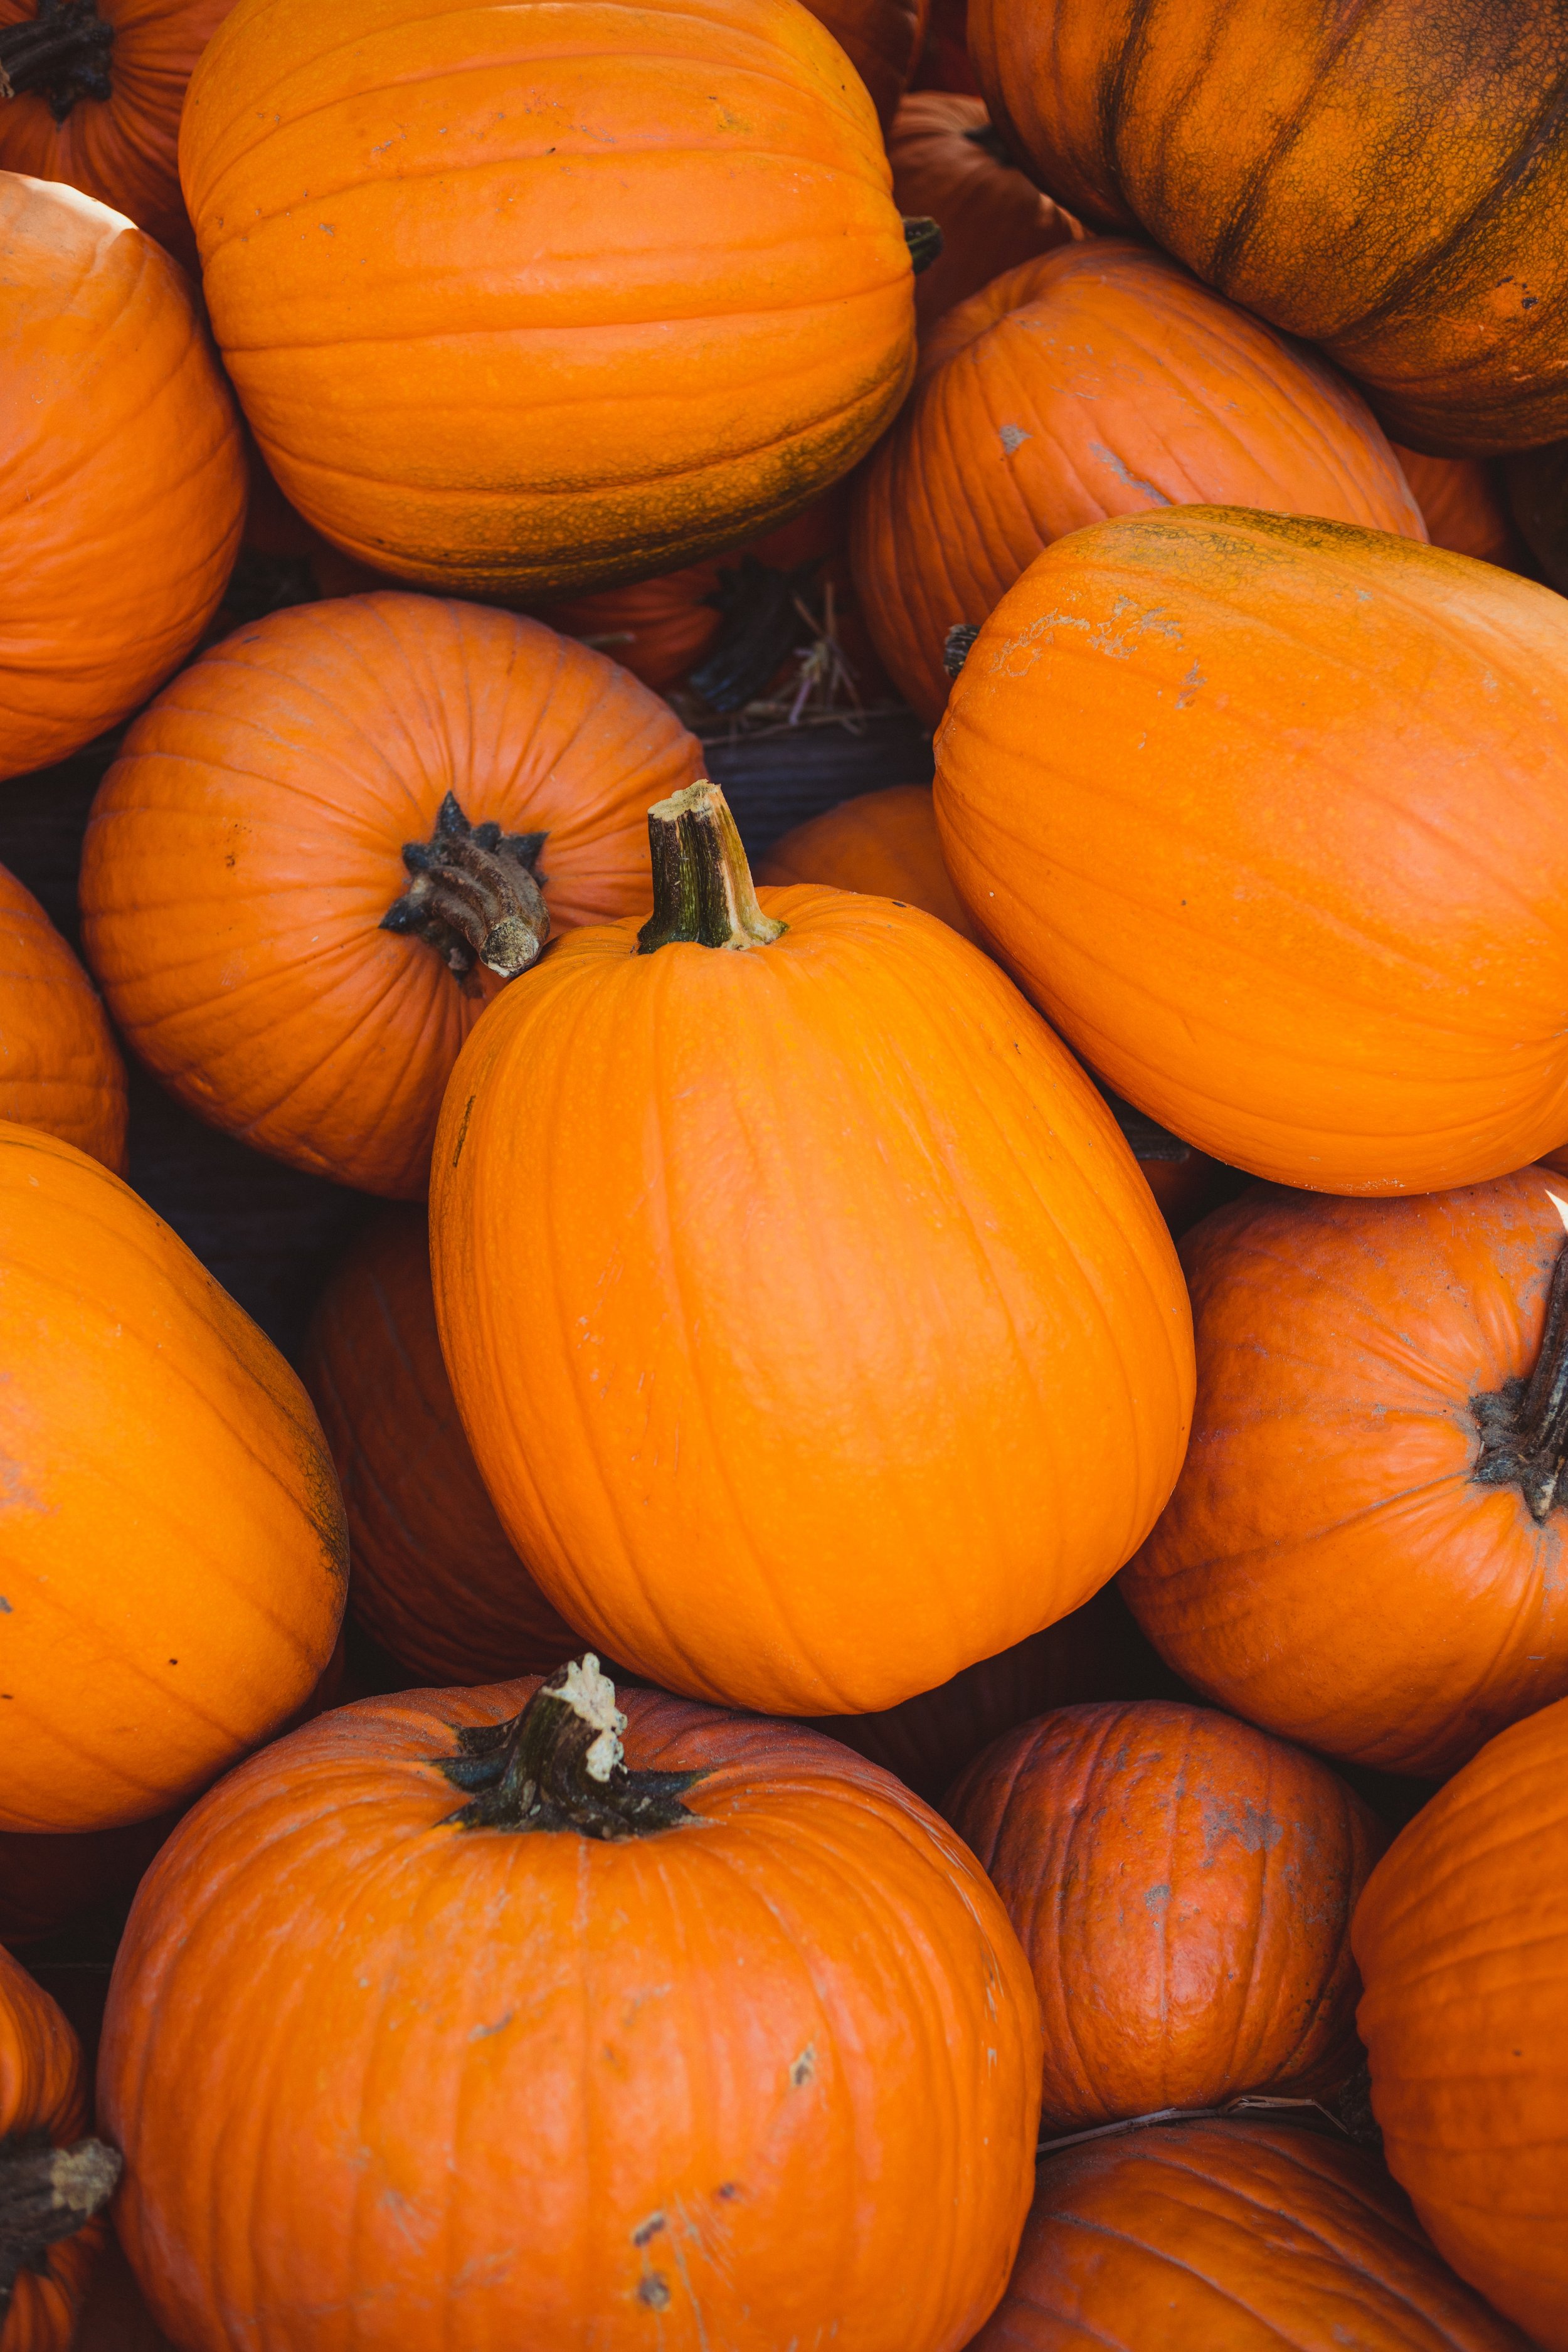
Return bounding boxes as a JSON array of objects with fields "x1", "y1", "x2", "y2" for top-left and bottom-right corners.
[
  {"x1": 1201, "y1": 1796, "x2": 1285, "y2": 1863},
  {"x1": 790, "y1": 2043, "x2": 816, "y2": 2088}
]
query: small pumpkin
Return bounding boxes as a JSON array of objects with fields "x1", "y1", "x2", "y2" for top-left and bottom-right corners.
[
  {"x1": 755, "y1": 784, "x2": 980, "y2": 941},
  {"x1": 100, "y1": 1659, "x2": 1041, "y2": 2348},
  {"x1": 1355, "y1": 1695, "x2": 1568, "y2": 2351},
  {"x1": 889, "y1": 93, "x2": 1078, "y2": 338},
  {"x1": 854, "y1": 240, "x2": 1424, "y2": 723},
  {"x1": 1392, "y1": 445, "x2": 1525, "y2": 569},
  {"x1": 430, "y1": 781, "x2": 1194, "y2": 1717},
  {"x1": 0, "y1": 1944, "x2": 120, "y2": 2352},
  {"x1": 0, "y1": 172, "x2": 244, "y2": 783},
  {"x1": 0, "y1": 862, "x2": 125, "y2": 1172},
  {"x1": 936, "y1": 509, "x2": 1568, "y2": 1194},
  {"x1": 1123, "y1": 1172, "x2": 1568, "y2": 1777},
  {"x1": 79, "y1": 593, "x2": 702, "y2": 1197}
]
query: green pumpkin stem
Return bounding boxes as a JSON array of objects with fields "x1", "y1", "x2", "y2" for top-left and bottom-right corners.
[
  {"x1": 1471, "y1": 1227, "x2": 1568, "y2": 1520},
  {"x1": 637, "y1": 780, "x2": 785, "y2": 956},
  {"x1": 381, "y1": 790, "x2": 551, "y2": 982},
  {"x1": 0, "y1": 1, "x2": 114, "y2": 122},
  {"x1": 0, "y1": 2133, "x2": 121, "y2": 2307},
  {"x1": 435, "y1": 1656, "x2": 702, "y2": 1840}
]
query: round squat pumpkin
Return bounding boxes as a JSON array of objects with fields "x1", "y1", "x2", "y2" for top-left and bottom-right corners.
[
  {"x1": 1125, "y1": 1172, "x2": 1568, "y2": 1777},
  {"x1": 79, "y1": 593, "x2": 702, "y2": 1197},
  {"x1": 100, "y1": 1660, "x2": 1042, "y2": 2350},
  {"x1": 1355, "y1": 1696, "x2": 1568, "y2": 2350},
  {"x1": 936, "y1": 509, "x2": 1568, "y2": 1194},
  {"x1": 178, "y1": 0, "x2": 919, "y2": 601},
  {"x1": 302, "y1": 1206, "x2": 578, "y2": 1686},
  {"x1": 0, "y1": 1122, "x2": 346, "y2": 1833},
  {"x1": 0, "y1": 862, "x2": 125, "y2": 1172},
  {"x1": 887, "y1": 92, "x2": 1078, "y2": 338},
  {"x1": 755, "y1": 783, "x2": 980, "y2": 940},
  {"x1": 430, "y1": 781, "x2": 1194, "y2": 1717},
  {"x1": 968, "y1": 0, "x2": 1568, "y2": 455},
  {"x1": 0, "y1": 1943, "x2": 120, "y2": 2351},
  {"x1": 854, "y1": 240, "x2": 1424, "y2": 723},
  {"x1": 0, "y1": 172, "x2": 243, "y2": 783}
]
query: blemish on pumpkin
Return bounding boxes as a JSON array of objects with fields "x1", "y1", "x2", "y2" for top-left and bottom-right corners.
[
  {"x1": 470, "y1": 2010, "x2": 513, "y2": 2041},
  {"x1": 790, "y1": 2044, "x2": 815, "y2": 2088},
  {"x1": 1202, "y1": 1798, "x2": 1284, "y2": 1862},
  {"x1": 997, "y1": 423, "x2": 1030, "y2": 455},
  {"x1": 632, "y1": 2212, "x2": 665, "y2": 2246},
  {"x1": 1144, "y1": 1881, "x2": 1172, "y2": 1912},
  {"x1": 637, "y1": 2274, "x2": 672, "y2": 2310},
  {"x1": 714, "y1": 2182, "x2": 741, "y2": 2201},
  {"x1": 450, "y1": 1094, "x2": 476, "y2": 1168},
  {"x1": 1091, "y1": 443, "x2": 1169, "y2": 504},
  {"x1": 0, "y1": 1597, "x2": 10, "y2": 1613}
]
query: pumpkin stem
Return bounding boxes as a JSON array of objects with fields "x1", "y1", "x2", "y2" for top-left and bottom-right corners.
[
  {"x1": 943, "y1": 622, "x2": 980, "y2": 677},
  {"x1": 903, "y1": 215, "x2": 944, "y2": 275},
  {"x1": 688, "y1": 553, "x2": 822, "y2": 714},
  {"x1": 0, "y1": 2132, "x2": 121, "y2": 2306},
  {"x1": 0, "y1": 0, "x2": 114, "y2": 122},
  {"x1": 435, "y1": 1655, "x2": 703, "y2": 1840},
  {"x1": 1471, "y1": 1232, "x2": 1568, "y2": 1520},
  {"x1": 637, "y1": 780, "x2": 786, "y2": 955},
  {"x1": 381, "y1": 791, "x2": 550, "y2": 982}
]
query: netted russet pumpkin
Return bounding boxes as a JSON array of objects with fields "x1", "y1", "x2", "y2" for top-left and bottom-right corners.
[
  {"x1": 0, "y1": 862, "x2": 125, "y2": 1172},
  {"x1": 0, "y1": 1942, "x2": 121, "y2": 2352}
]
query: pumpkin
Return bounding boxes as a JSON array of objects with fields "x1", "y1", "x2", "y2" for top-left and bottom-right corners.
[
  {"x1": 802, "y1": 0, "x2": 926, "y2": 129},
  {"x1": 0, "y1": 1121, "x2": 346, "y2": 1834},
  {"x1": 430, "y1": 781, "x2": 1194, "y2": 1717},
  {"x1": 0, "y1": 1815, "x2": 173, "y2": 1950},
  {"x1": 968, "y1": 0, "x2": 1568, "y2": 455},
  {"x1": 755, "y1": 784, "x2": 980, "y2": 941},
  {"x1": 0, "y1": 173, "x2": 243, "y2": 783},
  {"x1": 302, "y1": 1205, "x2": 579, "y2": 1687},
  {"x1": 948, "y1": 1700, "x2": 1387, "y2": 2131},
  {"x1": 0, "y1": 1944, "x2": 120, "y2": 2352},
  {"x1": 936, "y1": 509, "x2": 1568, "y2": 1194},
  {"x1": 100, "y1": 1658, "x2": 1041, "y2": 2348},
  {"x1": 179, "y1": 0, "x2": 918, "y2": 601},
  {"x1": 968, "y1": 2118, "x2": 1536, "y2": 2351},
  {"x1": 854, "y1": 241, "x2": 1425, "y2": 724},
  {"x1": 78, "y1": 593, "x2": 702, "y2": 1198},
  {"x1": 1355, "y1": 1695, "x2": 1568, "y2": 2351},
  {"x1": 1392, "y1": 445, "x2": 1526, "y2": 569},
  {"x1": 0, "y1": 862, "x2": 125, "y2": 1172},
  {"x1": 72, "y1": 2238, "x2": 177, "y2": 2352},
  {"x1": 889, "y1": 93, "x2": 1078, "y2": 338},
  {"x1": 910, "y1": 0, "x2": 978, "y2": 97},
  {"x1": 1124, "y1": 1172, "x2": 1568, "y2": 1777}
]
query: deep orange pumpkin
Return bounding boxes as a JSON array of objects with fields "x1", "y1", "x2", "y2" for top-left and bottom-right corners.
[
  {"x1": 1124, "y1": 1172, "x2": 1568, "y2": 1777},
  {"x1": 0, "y1": 863, "x2": 125, "y2": 1172},
  {"x1": 1355, "y1": 1696, "x2": 1568, "y2": 2350},
  {"x1": 755, "y1": 784, "x2": 980, "y2": 941},
  {"x1": 888, "y1": 93, "x2": 1078, "y2": 337},
  {"x1": 1393, "y1": 446, "x2": 1526, "y2": 569},
  {"x1": 79, "y1": 593, "x2": 702, "y2": 1198},
  {"x1": 803, "y1": 0, "x2": 927, "y2": 129},
  {"x1": 179, "y1": 0, "x2": 917, "y2": 600},
  {"x1": 968, "y1": 0, "x2": 1568, "y2": 455},
  {"x1": 854, "y1": 240, "x2": 1424, "y2": 723},
  {"x1": 0, "y1": 1944, "x2": 121, "y2": 2351},
  {"x1": 0, "y1": 173, "x2": 243, "y2": 783},
  {"x1": 936, "y1": 509, "x2": 1568, "y2": 1194},
  {"x1": 99, "y1": 1663, "x2": 1042, "y2": 2348}
]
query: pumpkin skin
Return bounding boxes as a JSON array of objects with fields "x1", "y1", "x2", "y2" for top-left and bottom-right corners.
[
  {"x1": 854, "y1": 241, "x2": 1425, "y2": 723},
  {"x1": 0, "y1": 1122, "x2": 346, "y2": 1834},
  {"x1": 78, "y1": 594, "x2": 702, "y2": 1198},
  {"x1": 0, "y1": 1945, "x2": 110, "y2": 2352},
  {"x1": 1393, "y1": 445, "x2": 1525, "y2": 569},
  {"x1": 968, "y1": 0, "x2": 1568, "y2": 456},
  {"x1": 0, "y1": 174, "x2": 244, "y2": 783},
  {"x1": 755, "y1": 785, "x2": 980, "y2": 941},
  {"x1": 1354, "y1": 1697, "x2": 1568, "y2": 2351},
  {"x1": 804, "y1": 0, "x2": 927, "y2": 129},
  {"x1": 0, "y1": 862, "x2": 125, "y2": 1173},
  {"x1": 179, "y1": 0, "x2": 917, "y2": 601},
  {"x1": 968, "y1": 2118, "x2": 1537, "y2": 2352},
  {"x1": 301, "y1": 1205, "x2": 579, "y2": 1686},
  {"x1": 1123, "y1": 1173, "x2": 1568, "y2": 1777},
  {"x1": 98, "y1": 1672, "x2": 1042, "y2": 2350},
  {"x1": 889, "y1": 93, "x2": 1078, "y2": 337},
  {"x1": 936, "y1": 509, "x2": 1568, "y2": 1194}
]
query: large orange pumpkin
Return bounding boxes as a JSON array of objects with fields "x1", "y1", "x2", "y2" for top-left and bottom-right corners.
[
  {"x1": 0, "y1": 1944, "x2": 119, "y2": 2352},
  {"x1": 431, "y1": 781, "x2": 1194, "y2": 1717},
  {"x1": 948, "y1": 1700, "x2": 1387, "y2": 2131},
  {"x1": 1355, "y1": 1695, "x2": 1568, "y2": 2351},
  {"x1": 968, "y1": 0, "x2": 1568, "y2": 455},
  {"x1": 0, "y1": 1122, "x2": 346, "y2": 1834},
  {"x1": 179, "y1": 0, "x2": 918, "y2": 601},
  {"x1": 803, "y1": 0, "x2": 926, "y2": 129},
  {"x1": 936, "y1": 509, "x2": 1568, "y2": 1194},
  {"x1": 1125, "y1": 1172, "x2": 1568, "y2": 1777},
  {"x1": 100, "y1": 1661, "x2": 1042, "y2": 2349},
  {"x1": 968, "y1": 2119, "x2": 1536, "y2": 2351},
  {"x1": 888, "y1": 93, "x2": 1078, "y2": 337},
  {"x1": 0, "y1": 173, "x2": 243, "y2": 783},
  {"x1": 79, "y1": 594, "x2": 702, "y2": 1197},
  {"x1": 1393, "y1": 446, "x2": 1525, "y2": 569},
  {"x1": 0, "y1": 862, "x2": 125, "y2": 1172},
  {"x1": 755, "y1": 783, "x2": 980, "y2": 941},
  {"x1": 854, "y1": 241, "x2": 1425, "y2": 723},
  {"x1": 302, "y1": 1206, "x2": 578, "y2": 1686}
]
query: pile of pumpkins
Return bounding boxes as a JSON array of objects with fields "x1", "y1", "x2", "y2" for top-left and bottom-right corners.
[{"x1": 1, "y1": 0, "x2": 1566, "y2": 2346}]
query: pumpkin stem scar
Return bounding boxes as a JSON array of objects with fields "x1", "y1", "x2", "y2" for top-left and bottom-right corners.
[
  {"x1": 0, "y1": 0, "x2": 115, "y2": 122},
  {"x1": 1471, "y1": 1231, "x2": 1568, "y2": 1520},
  {"x1": 433, "y1": 1655, "x2": 704, "y2": 1839},
  {"x1": 637, "y1": 779, "x2": 785, "y2": 956},
  {"x1": 0, "y1": 2132, "x2": 121, "y2": 2305},
  {"x1": 381, "y1": 791, "x2": 551, "y2": 982}
]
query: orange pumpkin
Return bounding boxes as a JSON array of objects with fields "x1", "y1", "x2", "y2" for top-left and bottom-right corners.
[
  {"x1": 0, "y1": 173, "x2": 243, "y2": 783},
  {"x1": 968, "y1": 0, "x2": 1568, "y2": 455},
  {"x1": 936, "y1": 509, "x2": 1568, "y2": 1194},
  {"x1": 1355, "y1": 1695, "x2": 1568, "y2": 2351},
  {"x1": 0, "y1": 862, "x2": 125, "y2": 1172},
  {"x1": 79, "y1": 594, "x2": 702, "y2": 1197},
  {"x1": 1392, "y1": 445, "x2": 1526, "y2": 569},
  {"x1": 911, "y1": 0, "x2": 977, "y2": 96},
  {"x1": 100, "y1": 1661, "x2": 1042, "y2": 2348},
  {"x1": 0, "y1": 1944, "x2": 120, "y2": 2351},
  {"x1": 430, "y1": 780, "x2": 1193, "y2": 1717},
  {"x1": 755, "y1": 784, "x2": 980, "y2": 941},
  {"x1": 854, "y1": 240, "x2": 1425, "y2": 723},
  {"x1": 803, "y1": 0, "x2": 926, "y2": 129},
  {"x1": 302, "y1": 1206, "x2": 578, "y2": 1687},
  {"x1": 889, "y1": 93, "x2": 1078, "y2": 337},
  {"x1": 71, "y1": 2238, "x2": 177, "y2": 2352},
  {"x1": 969, "y1": 2119, "x2": 1536, "y2": 2351},
  {"x1": 0, "y1": 1122, "x2": 346, "y2": 1834},
  {"x1": 179, "y1": 0, "x2": 918, "y2": 601},
  {"x1": 1124, "y1": 1172, "x2": 1568, "y2": 1777}
]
